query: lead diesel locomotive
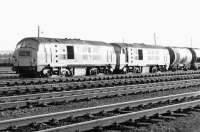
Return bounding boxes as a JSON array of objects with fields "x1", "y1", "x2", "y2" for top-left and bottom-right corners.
[{"x1": 12, "y1": 37, "x2": 200, "y2": 77}]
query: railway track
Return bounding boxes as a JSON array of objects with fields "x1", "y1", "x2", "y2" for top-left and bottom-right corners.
[
  {"x1": 0, "y1": 67, "x2": 13, "y2": 72},
  {"x1": 0, "y1": 70, "x2": 200, "y2": 86},
  {"x1": 0, "y1": 67, "x2": 18, "y2": 79},
  {"x1": 0, "y1": 74, "x2": 19, "y2": 79},
  {"x1": 1, "y1": 74, "x2": 200, "y2": 97},
  {"x1": 0, "y1": 71, "x2": 16, "y2": 74},
  {"x1": 0, "y1": 79, "x2": 200, "y2": 111},
  {"x1": 1, "y1": 91, "x2": 200, "y2": 131}
]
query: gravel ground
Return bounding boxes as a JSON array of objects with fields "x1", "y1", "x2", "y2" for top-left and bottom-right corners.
[
  {"x1": 1, "y1": 86, "x2": 200, "y2": 120},
  {"x1": 103, "y1": 112, "x2": 200, "y2": 132}
]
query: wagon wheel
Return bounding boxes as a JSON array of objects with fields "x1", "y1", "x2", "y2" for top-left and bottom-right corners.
[
  {"x1": 193, "y1": 65, "x2": 198, "y2": 70},
  {"x1": 46, "y1": 70, "x2": 52, "y2": 77},
  {"x1": 123, "y1": 67, "x2": 128, "y2": 74},
  {"x1": 134, "y1": 67, "x2": 140, "y2": 73},
  {"x1": 65, "y1": 70, "x2": 72, "y2": 77},
  {"x1": 42, "y1": 69, "x2": 52, "y2": 77},
  {"x1": 152, "y1": 67, "x2": 157, "y2": 73}
]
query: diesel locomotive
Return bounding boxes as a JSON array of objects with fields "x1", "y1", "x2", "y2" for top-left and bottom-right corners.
[{"x1": 12, "y1": 37, "x2": 200, "y2": 77}]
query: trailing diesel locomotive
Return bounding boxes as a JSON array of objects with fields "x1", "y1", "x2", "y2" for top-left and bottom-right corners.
[{"x1": 12, "y1": 37, "x2": 200, "y2": 77}]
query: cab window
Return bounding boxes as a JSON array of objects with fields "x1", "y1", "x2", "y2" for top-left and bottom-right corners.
[
  {"x1": 122, "y1": 48, "x2": 125, "y2": 54},
  {"x1": 19, "y1": 51, "x2": 31, "y2": 56},
  {"x1": 67, "y1": 46, "x2": 74, "y2": 59},
  {"x1": 138, "y1": 49, "x2": 143, "y2": 60}
]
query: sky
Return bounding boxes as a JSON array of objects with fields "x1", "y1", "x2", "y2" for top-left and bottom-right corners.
[{"x1": 0, "y1": 0, "x2": 200, "y2": 50}]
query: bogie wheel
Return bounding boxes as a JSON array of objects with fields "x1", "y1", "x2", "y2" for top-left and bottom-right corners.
[
  {"x1": 65, "y1": 70, "x2": 72, "y2": 77},
  {"x1": 152, "y1": 67, "x2": 158, "y2": 73}
]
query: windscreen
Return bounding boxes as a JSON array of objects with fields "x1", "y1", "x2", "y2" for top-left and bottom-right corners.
[{"x1": 19, "y1": 50, "x2": 31, "y2": 57}]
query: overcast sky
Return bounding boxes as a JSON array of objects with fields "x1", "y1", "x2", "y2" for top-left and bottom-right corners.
[{"x1": 0, "y1": 0, "x2": 200, "y2": 50}]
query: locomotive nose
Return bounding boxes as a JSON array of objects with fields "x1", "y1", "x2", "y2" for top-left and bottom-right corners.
[{"x1": 18, "y1": 49, "x2": 37, "y2": 68}]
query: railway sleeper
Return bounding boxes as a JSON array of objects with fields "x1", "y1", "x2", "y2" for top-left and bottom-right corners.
[
  {"x1": 2, "y1": 97, "x2": 200, "y2": 131},
  {"x1": 0, "y1": 80, "x2": 200, "y2": 111},
  {"x1": 0, "y1": 70, "x2": 198, "y2": 87},
  {"x1": 98, "y1": 109, "x2": 191, "y2": 131},
  {"x1": 1, "y1": 74, "x2": 200, "y2": 95}
]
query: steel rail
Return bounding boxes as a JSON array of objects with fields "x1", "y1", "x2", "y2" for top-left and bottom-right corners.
[
  {"x1": 0, "y1": 74, "x2": 200, "y2": 97},
  {"x1": 0, "y1": 79, "x2": 199, "y2": 110},
  {"x1": 0, "y1": 91, "x2": 200, "y2": 130},
  {"x1": 0, "y1": 71, "x2": 16, "y2": 74},
  {"x1": 0, "y1": 78, "x2": 196, "y2": 102},
  {"x1": 0, "y1": 70, "x2": 199, "y2": 86},
  {"x1": 40, "y1": 99, "x2": 200, "y2": 132}
]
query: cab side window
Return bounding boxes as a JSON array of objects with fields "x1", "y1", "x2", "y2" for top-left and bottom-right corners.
[
  {"x1": 122, "y1": 48, "x2": 125, "y2": 54},
  {"x1": 138, "y1": 49, "x2": 143, "y2": 60},
  {"x1": 67, "y1": 46, "x2": 74, "y2": 59}
]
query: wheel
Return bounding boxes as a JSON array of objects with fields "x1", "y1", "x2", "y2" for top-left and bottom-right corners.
[
  {"x1": 135, "y1": 67, "x2": 140, "y2": 73},
  {"x1": 65, "y1": 70, "x2": 72, "y2": 77},
  {"x1": 152, "y1": 67, "x2": 157, "y2": 73},
  {"x1": 42, "y1": 69, "x2": 52, "y2": 77}
]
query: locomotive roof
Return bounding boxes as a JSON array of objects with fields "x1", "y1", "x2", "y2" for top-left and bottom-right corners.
[
  {"x1": 169, "y1": 46, "x2": 193, "y2": 49},
  {"x1": 131, "y1": 43, "x2": 166, "y2": 48},
  {"x1": 111, "y1": 42, "x2": 166, "y2": 49},
  {"x1": 20, "y1": 37, "x2": 113, "y2": 47}
]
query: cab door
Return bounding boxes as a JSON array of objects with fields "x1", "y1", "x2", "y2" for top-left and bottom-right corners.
[{"x1": 120, "y1": 47, "x2": 128, "y2": 69}]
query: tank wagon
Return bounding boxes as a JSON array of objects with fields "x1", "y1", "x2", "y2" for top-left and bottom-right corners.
[
  {"x1": 166, "y1": 47, "x2": 194, "y2": 70},
  {"x1": 13, "y1": 37, "x2": 200, "y2": 77}
]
